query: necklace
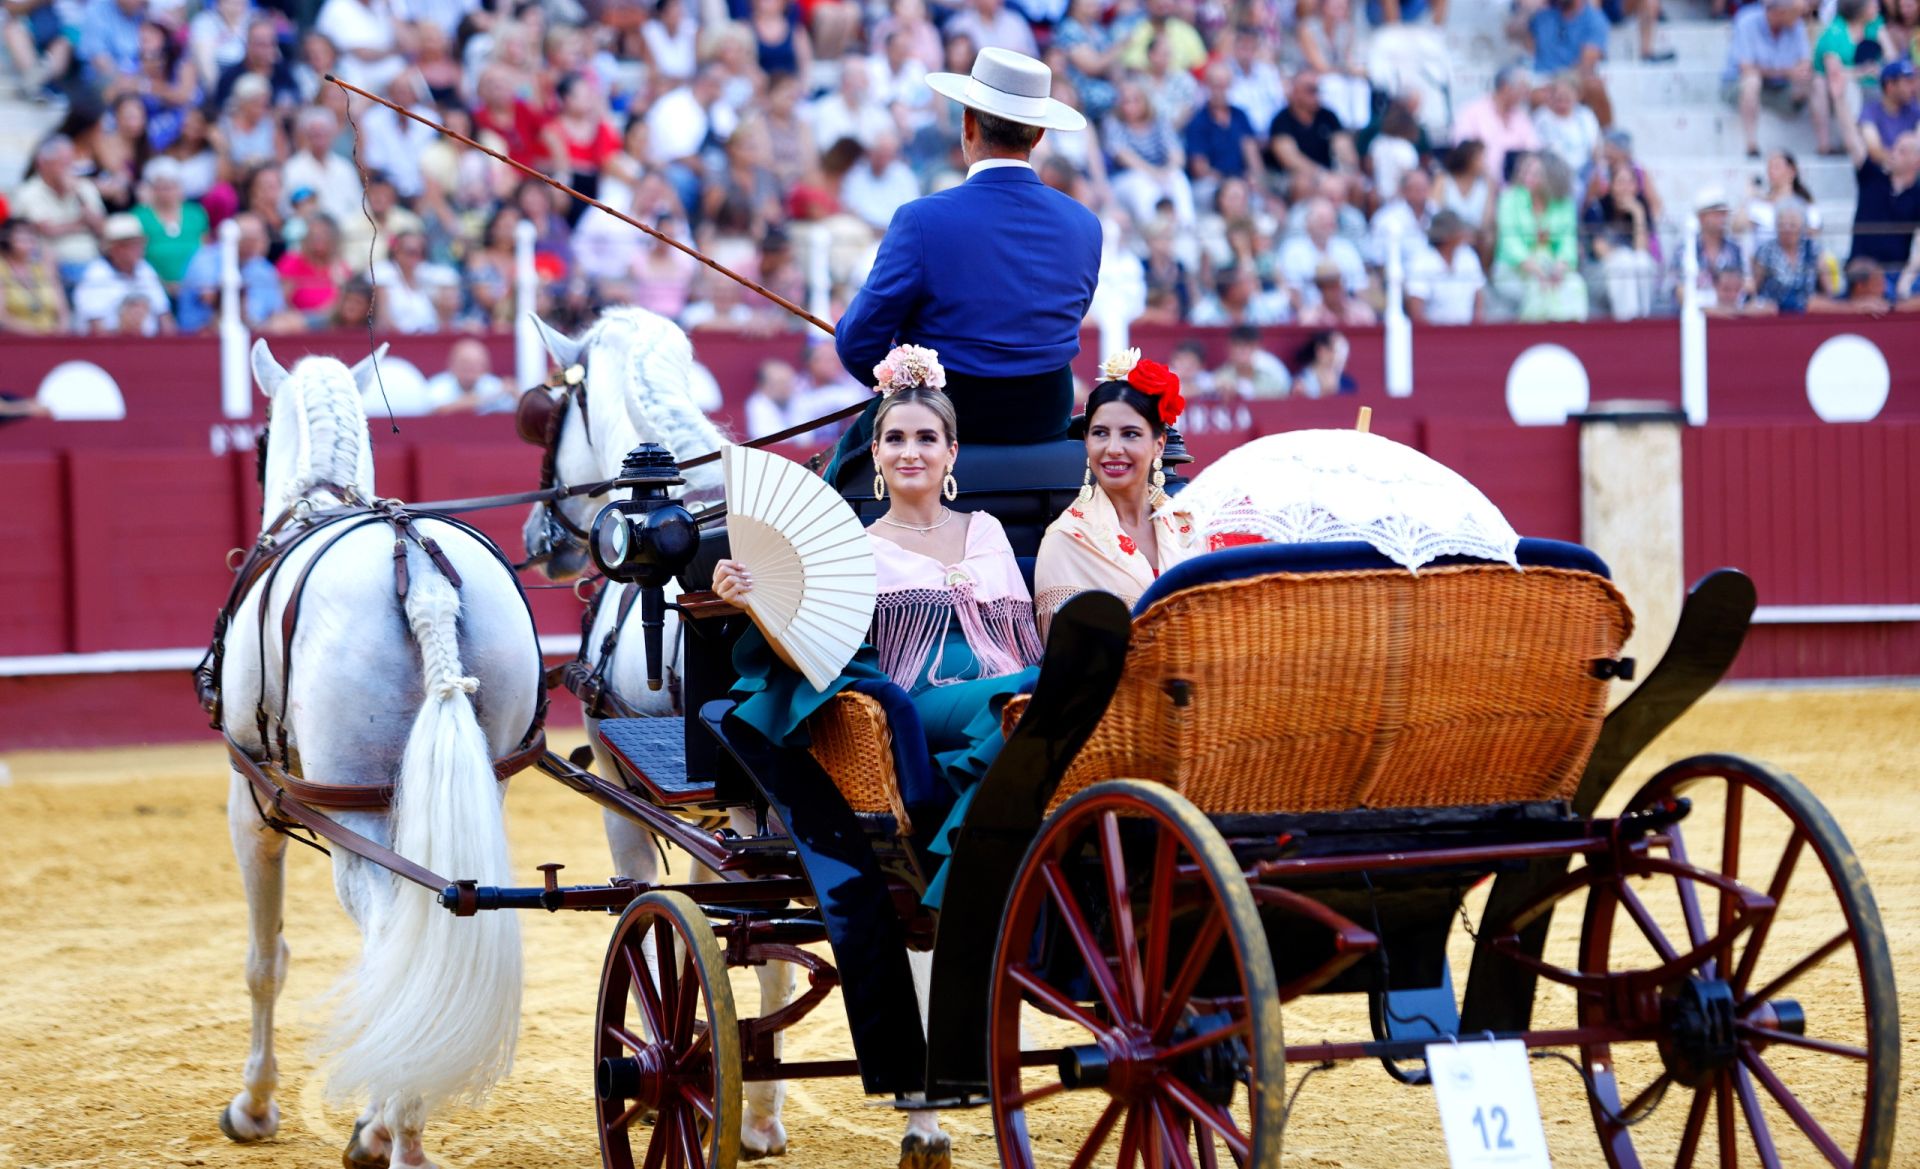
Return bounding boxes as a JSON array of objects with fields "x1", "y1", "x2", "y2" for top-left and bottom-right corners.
[{"x1": 877, "y1": 508, "x2": 952, "y2": 533}]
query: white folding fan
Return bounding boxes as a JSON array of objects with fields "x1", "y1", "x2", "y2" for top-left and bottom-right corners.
[{"x1": 722, "y1": 445, "x2": 878, "y2": 692}]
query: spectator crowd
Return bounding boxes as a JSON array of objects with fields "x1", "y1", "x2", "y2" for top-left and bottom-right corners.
[{"x1": 0, "y1": 0, "x2": 1916, "y2": 397}]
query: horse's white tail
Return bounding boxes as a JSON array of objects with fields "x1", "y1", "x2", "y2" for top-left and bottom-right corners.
[
  {"x1": 322, "y1": 567, "x2": 522, "y2": 1112},
  {"x1": 621, "y1": 311, "x2": 731, "y2": 496}
]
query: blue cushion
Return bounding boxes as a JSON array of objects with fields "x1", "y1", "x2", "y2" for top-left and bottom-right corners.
[{"x1": 1133, "y1": 539, "x2": 1610, "y2": 616}]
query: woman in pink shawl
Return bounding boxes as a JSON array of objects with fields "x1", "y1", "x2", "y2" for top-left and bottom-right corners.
[{"x1": 713, "y1": 345, "x2": 1043, "y2": 846}]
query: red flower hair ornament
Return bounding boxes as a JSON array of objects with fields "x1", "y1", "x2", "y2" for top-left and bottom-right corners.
[{"x1": 1099, "y1": 348, "x2": 1185, "y2": 427}]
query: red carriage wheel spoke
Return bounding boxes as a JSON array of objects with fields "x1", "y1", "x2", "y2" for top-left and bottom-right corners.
[
  {"x1": 667, "y1": 1106, "x2": 697, "y2": 1169},
  {"x1": 1158, "y1": 1074, "x2": 1254, "y2": 1163},
  {"x1": 1099, "y1": 811, "x2": 1148, "y2": 1019},
  {"x1": 1008, "y1": 962, "x2": 1114, "y2": 1037},
  {"x1": 682, "y1": 1084, "x2": 717, "y2": 1124},
  {"x1": 609, "y1": 1099, "x2": 650, "y2": 1133},
  {"x1": 1616, "y1": 880, "x2": 1681, "y2": 965},
  {"x1": 1730, "y1": 831, "x2": 1805, "y2": 997},
  {"x1": 1664, "y1": 828, "x2": 1712, "y2": 959},
  {"x1": 1117, "y1": 1105, "x2": 1144, "y2": 1169},
  {"x1": 675, "y1": 1026, "x2": 713, "y2": 1070},
  {"x1": 1005, "y1": 1081, "x2": 1068, "y2": 1109},
  {"x1": 1619, "y1": 1073, "x2": 1674, "y2": 1124},
  {"x1": 1155, "y1": 1016, "x2": 1252, "y2": 1064},
  {"x1": 1143, "y1": 828, "x2": 1178, "y2": 1023},
  {"x1": 1716, "y1": 1077, "x2": 1736, "y2": 1169},
  {"x1": 1675, "y1": 1085, "x2": 1712, "y2": 1169},
  {"x1": 1718, "y1": 783, "x2": 1744, "y2": 948},
  {"x1": 1735, "y1": 1023, "x2": 1867, "y2": 1061},
  {"x1": 607, "y1": 1023, "x2": 650, "y2": 1055},
  {"x1": 626, "y1": 948, "x2": 668, "y2": 1040},
  {"x1": 652, "y1": 919, "x2": 682, "y2": 1039},
  {"x1": 642, "y1": 1112, "x2": 671, "y2": 1169},
  {"x1": 673, "y1": 945, "x2": 700, "y2": 1046},
  {"x1": 1067, "y1": 1099, "x2": 1127, "y2": 1169},
  {"x1": 1733, "y1": 1061, "x2": 1784, "y2": 1169},
  {"x1": 1741, "y1": 1049, "x2": 1853, "y2": 1168},
  {"x1": 1153, "y1": 1095, "x2": 1199, "y2": 1169},
  {"x1": 1143, "y1": 1102, "x2": 1167, "y2": 1169},
  {"x1": 1152, "y1": 907, "x2": 1225, "y2": 1042},
  {"x1": 1194, "y1": 1116, "x2": 1221, "y2": 1169},
  {"x1": 1041, "y1": 859, "x2": 1131, "y2": 1025},
  {"x1": 1742, "y1": 930, "x2": 1848, "y2": 1007}
]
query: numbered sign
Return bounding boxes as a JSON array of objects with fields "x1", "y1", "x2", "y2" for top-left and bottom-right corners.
[{"x1": 1424, "y1": 1040, "x2": 1552, "y2": 1169}]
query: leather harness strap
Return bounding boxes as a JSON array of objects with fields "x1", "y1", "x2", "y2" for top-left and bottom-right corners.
[{"x1": 229, "y1": 740, "x2": 451, "y2": 891}]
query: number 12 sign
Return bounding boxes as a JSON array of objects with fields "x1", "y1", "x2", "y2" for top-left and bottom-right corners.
[{"x1": 1424, "y1": 1040, "x2": 1553, "y2": 1168}]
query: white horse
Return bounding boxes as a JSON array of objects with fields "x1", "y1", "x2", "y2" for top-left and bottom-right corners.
[
  {"x1": 519, "y1": 307, "x2": 949, "y2": 1166},
  {"x1": 219, "y1": 340, "x2": 541, "y2": 1169}
]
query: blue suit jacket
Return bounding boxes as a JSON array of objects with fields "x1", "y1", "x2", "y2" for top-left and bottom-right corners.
[{"x1": 835, "y1": 165, "x2": 1103, "y2": 385}]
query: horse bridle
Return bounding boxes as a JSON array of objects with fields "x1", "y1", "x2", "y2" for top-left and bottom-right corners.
[{"x1": 515, "y1": 360, "x2": 600, "y2": 557}]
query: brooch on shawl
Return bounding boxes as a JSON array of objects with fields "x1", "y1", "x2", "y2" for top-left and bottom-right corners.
[{"x1": 874, "y1": 345, "x2": 947, "y2": 395}]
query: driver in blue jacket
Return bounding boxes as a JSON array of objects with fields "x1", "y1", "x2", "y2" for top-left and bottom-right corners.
[{"x1": 824, "y1": 47, "x2": 1103, "y2": 485}]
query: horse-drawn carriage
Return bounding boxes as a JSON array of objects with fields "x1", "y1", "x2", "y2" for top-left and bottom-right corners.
[{"x1": 206, "y1": 328, "x2": 1897, "y2": 1169}]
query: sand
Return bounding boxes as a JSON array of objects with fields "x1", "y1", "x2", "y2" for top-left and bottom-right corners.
[{"x1": 1, "y1": 686, "x2": 1914, "y2": 1169}]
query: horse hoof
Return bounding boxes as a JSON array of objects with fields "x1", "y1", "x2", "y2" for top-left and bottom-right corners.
[
  {"x1": 218, "y1": 1098, "x2": 279, "y2": 1143},
  {"x1": 343, "y1": 1118, "x2": 391, "y2": 1169},
  {"x1": 899, "y1": 1132, "x2": 951, "y2": 1169},
  {"x1": 740, "y1": 1132, "x2": 788, "y2": 1159}
]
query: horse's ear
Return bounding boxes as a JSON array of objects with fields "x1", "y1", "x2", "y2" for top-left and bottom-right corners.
[
  {"x1": 348, "y1": 344, "x2": 390, "y2": 395},
  {"x1": 251, "y1": 338, "x2": 289, "y2": 399},
  {"x1": 531, "y1": 314, "x2": 584, "y2": 369}
]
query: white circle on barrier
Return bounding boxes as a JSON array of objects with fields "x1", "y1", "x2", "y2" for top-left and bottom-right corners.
[
  {"x1": 35, "y1": 361, "x2": 127, "y2": 421},
  {"x1": 1505, "y1": 344, "x2": 1590, "y2": 425},
  {"x1": 1805, "y1": 334, "x2": 1889, "y2": 422}
]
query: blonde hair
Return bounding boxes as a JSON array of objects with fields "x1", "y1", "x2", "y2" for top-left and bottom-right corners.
[{"x1": 872, "y1": 385, "x2": 959, "y2": 445}]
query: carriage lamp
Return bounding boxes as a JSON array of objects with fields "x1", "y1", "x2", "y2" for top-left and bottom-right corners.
[{"x1": 589, "y1": 443, "x2": 699, "y2": 691}]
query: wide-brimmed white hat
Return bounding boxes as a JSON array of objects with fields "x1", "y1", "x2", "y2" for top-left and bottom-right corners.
[{"x1": 925, "y1": 47, "x2": 1087, "y2": 132}]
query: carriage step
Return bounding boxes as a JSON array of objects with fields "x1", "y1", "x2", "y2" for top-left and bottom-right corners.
[{"x1": 598, "y1": 718, "x2": 716, "y2": 806}]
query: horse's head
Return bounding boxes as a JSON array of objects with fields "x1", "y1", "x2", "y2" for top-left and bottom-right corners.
[
  {"x1": 518, "y1": 315, "x2": 625, "y2": 580},
  {"x1": 252, "y1": 338, "x2": 381, "y2": 526}
]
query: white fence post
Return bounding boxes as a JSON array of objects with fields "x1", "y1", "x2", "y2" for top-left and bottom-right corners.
[
  {"x1": 514, "y1": 219, "x2": 544, "y2": 388},
  {"x1": 218, "y1": 217, "x2": 251, "y2": 420},
  {"x1": 808, "y1": 222, "x2": 832, "y2": 323},
  {"x1": 1384, "y1": 218, "x2": 1413, "y2": 397},
  {"x1": 1679, "y1": 214, "x2": 1707, "y2": 425}
]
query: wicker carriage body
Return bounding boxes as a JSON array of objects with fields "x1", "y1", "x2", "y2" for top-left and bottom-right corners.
[{"x1": 811, "y1": 562, "x2": 1631, "y2": 823}]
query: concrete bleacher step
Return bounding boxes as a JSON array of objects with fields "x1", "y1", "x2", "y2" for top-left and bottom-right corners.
[
  {"x1": 1608, "y1": 102, "x2": 1820, "y2": 157},
  {"x1": 1647, "y1": 154, "x2": 1858, "y2": 204},
  {"x1": 1611, "y1": 19, "x2": 1732, "y2": 64}
]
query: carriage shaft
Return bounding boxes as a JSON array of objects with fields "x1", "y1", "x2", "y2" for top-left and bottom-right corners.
[{"x1": 1285, "y1": 1025, "x2": 1651, "y2": 1064}]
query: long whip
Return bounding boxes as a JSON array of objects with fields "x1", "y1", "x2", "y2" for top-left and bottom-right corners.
[{"x1": 322, "y1": 74, "x2": 839, "y2": 337}]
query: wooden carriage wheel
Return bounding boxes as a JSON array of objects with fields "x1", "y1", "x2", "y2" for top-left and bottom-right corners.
[
  {"x1": 595, "y1": 891, "x2": 743, "y2": 1169},
  {"x1": 988, "y1": 780, "x2": 1285, "y2": 1169},
  {"x1": 1576, "y1": 755, "x2": 1899, "y2": 1169}
]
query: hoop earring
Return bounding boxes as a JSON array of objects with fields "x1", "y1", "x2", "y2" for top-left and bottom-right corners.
[
  {"x1": 942, "y1": 471, "x2": 958, "y2": 501},
  {"x1": 1148, "y1": 457, "x2": 1168, "y2": 510},
  {"x1": 872, "y1": 471, "x2": 885, "y2": 500},
  {"x1": 1078, "y1": 462, "x2": 1094, "y2": 503}
]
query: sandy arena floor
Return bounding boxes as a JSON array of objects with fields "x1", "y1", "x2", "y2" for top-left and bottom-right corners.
[{"x1": 1, "y1": 686, "x2": 1914, "y2": 1169}]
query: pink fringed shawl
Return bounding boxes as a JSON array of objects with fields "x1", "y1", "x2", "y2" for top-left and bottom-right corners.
[{"x1": 868, "y1": 511, "x2": 1044, "y2": 691}]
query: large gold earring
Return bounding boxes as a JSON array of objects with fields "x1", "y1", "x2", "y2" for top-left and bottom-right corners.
[
  {"x1": 872, "y1": 470, "x2": 885, "y2": 500},
  {"x1": 942, "y1": 471, "x2": 958, "y2": 501},
  {"x1": 1149, "y1": 457, "x2": 1168, "y2": 509},
  {"x1": 1078, "y1": 462, "x2": 1094, "y2": 503}
]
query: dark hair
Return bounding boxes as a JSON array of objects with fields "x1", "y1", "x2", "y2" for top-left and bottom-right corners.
[
  {"x1": 1084, "y1": 380, "x2": 1166, "y2": 437},
  {"x1": 1444, "y1": 138, "x2": 1484, "y2": 176},
  {"x1": 1294, "y1": 329, "x2": 1341, "y2": 368},
  {"x1": 973, "y1": 110, "x2": 1044, "y2": 153},
  {"x1": 820, "y1": 136, "x2": 865, "y2": 177},
  {"x1": 1772, "y1": 150, "x2": 1816, "y2": 203},
  {"x1": 1228, "y1": 323, "x2": 1261, "y2": 344},
  {"x1": 1172, "y1": 339, "x2": 1206, "y2": 360},
  {"x1": 1381, "y1": 101, "x2": 1419, "y2": 142},
  {"x1": 873, "y1": 385, "x2": 959, "y2": 444}
]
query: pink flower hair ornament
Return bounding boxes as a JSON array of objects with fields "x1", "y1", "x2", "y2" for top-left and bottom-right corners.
[{"x1": 874, "y1": 344, "x2": 947, "y2": 396}]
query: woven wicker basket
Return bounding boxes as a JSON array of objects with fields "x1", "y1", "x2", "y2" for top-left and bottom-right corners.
[
  {"x1": 809, "y1": 563, "x2": 1632, "y2": 828},
  {"x1": 1045, "y1": 564, "x2": 1632, "y2": 814},
  {"x1": 807, "y1": 691, "x2": 913, "y2": 834}
]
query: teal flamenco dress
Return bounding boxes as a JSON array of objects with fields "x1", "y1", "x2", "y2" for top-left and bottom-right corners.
[{"x1": 728, "y1": 511, "x2": 1043, "y2": 905}]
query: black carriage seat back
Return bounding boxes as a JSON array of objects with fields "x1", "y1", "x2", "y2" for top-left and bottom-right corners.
[{"x1": 1044, "y1": 537, "x2": 1635, "y2": 815}]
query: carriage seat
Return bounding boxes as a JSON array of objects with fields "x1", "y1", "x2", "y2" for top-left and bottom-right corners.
[{"x1": 997, "y1": 538, "x2": 1633, "y2": 815}]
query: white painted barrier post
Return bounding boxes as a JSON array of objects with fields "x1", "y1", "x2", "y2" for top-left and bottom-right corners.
[
  {"x1": 808, "y1": 222, "x2": 832, "y2": 323},
  {"x1": 1384, "y1": 218, "x2": 1413, "y2": 397},
  {"x1": 514, "y1": 219, "x2": 544, "y2": 388},
  {"x1": 218, "y1": 217, "x2": 251, "y2": 419},
  {"x1": 1679, "y1": 214, "x2": 1707, "y2": 425}
]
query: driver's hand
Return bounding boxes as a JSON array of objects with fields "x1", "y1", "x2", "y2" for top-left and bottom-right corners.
[{"x1": 712, "y1": 559, "x2": 753, "y2": 602}]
